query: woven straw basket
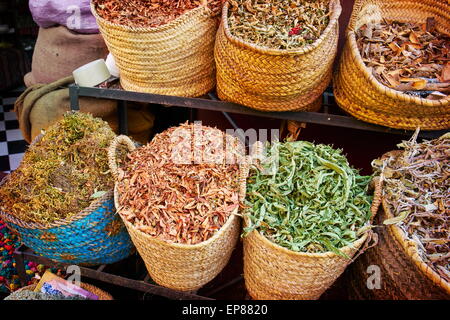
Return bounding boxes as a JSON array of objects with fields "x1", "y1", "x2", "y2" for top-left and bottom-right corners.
[
  {"x1": 333, "y1": 0, "x2": 450, "y2": 130},
  {"x1": 0, "y1": 135, "x2": 134, "y2": 266},
  {"x1": 347, "y1": 152, "x2": 450, "y2": 300},
  {"x1": 108, "y1": 135, "x2": 245, "y2": 292},
  {"x1": 15, "y1": 282, "x2": 113, "y2": 300},
  {"x1": 91, "y1": 0, "x2": 218, "y2": 97},
  {"x1": 214, "y1": 0, "x2": 341, "y2": 112},
  {"x1": 244, "y1": 225, "x2": 371, "y2": 300},
  {"x1": 242, "y1": 175, "x2": 379, "y2": 300}
]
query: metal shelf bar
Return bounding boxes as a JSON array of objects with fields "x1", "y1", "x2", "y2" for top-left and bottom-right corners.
[{"x1": 69, "y1": 85, "x2": 448, "y2": 140}]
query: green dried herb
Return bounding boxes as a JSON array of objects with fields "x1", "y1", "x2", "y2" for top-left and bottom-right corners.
[
  {"x1": 0, "y1": 112, "x2": 116, "y2": 225},
  {"x1": 228, "y1": 0, "x2": 330, "y2": 50},
  {"x1": 243, "y1": 140, "x2": 372, "y2": 257},
  {"x1": 372, "y1": 131, "x2": 449, "y2": 282}
]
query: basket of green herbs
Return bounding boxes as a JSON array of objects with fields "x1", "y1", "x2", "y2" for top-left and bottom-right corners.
[
  {"x1": 242, "y1": 140, "x2": 376, "y2": 300},
  {"x1": 0, "y1": 112, "x2": 133, "y2": 265}
]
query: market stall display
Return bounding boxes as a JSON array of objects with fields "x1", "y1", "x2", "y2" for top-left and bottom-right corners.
[
  {"x1": 2, "y1": 0, "x2": 449, "y2": 302},
  {"x1": 348, "y1": 132, "x2": 450, "y2": 299},
  {"x1": 109, "y1": 123, "x2": 246, "y2": 291},
  {"x1": 214, "y1": 0, "x2": 341, "y2": 111},
  {"x1": 0, "y1": 112, "x2": 134, "y2": 265},
  {"x1": 242, "y1": 140, "x2": 376, "y2": 300},
  {"x1": 91, "y1": 0, "x2": 222, "y2": 96},
  {"x1": 333, "y1": 0, "x2": 450, "y2": 130}
]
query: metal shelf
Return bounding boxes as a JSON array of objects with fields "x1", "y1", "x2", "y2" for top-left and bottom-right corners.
[{"x1": 69, "y1": 84, "x2": 448, "y2": 139}]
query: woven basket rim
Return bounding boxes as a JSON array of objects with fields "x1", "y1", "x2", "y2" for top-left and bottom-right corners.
[
  {"x1": 378, "y1": 150, "x2": 450, "y2": 294},
  {"x1": 244, "y1": 215, "x2": 369, "y2": 258},
  {"x1": 382, "y1": 200, "x2": 450, "y2": 294},
  {"x1": 0, "y1": 133, "x2": 115, "y2": 230},
  {"x1": 346, "y1": 8, "x2": 450, "y2": 107},
  {"x1": 220, "y1": 0, "x2": 342, "y2": 56},
  {"x1": 0, "y1": 174, "x2": 114, "y2": 230},
  {"x1": 114, "y1": 184, "x2": 240, "y2": 249},
  {"x1": 90, "y1": 1, "x2": 212, "y2": 33}
]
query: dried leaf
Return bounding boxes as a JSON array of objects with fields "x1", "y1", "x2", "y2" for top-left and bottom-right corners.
[
  {"x1": 439, "y1": 62, "x2": 450, "y2": 82},
  {"x1": 356, "y1": 18, "x2": 450, "y2": 97},
  {"x1": 409, "y1": 31, "x2": 420, "y2": 44},
  {"x1": 411, "y1": 79, "x2": 427, "y2": 90}
]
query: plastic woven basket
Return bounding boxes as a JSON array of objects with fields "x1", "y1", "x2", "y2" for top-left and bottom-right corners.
[
  {"x1": 333, "y1": 0, "x2": 450, "y2": 130},
  {"x1": 214, "y1": 0, "x2": 341, "y2": 112},
  {"x1": 0, "y1": 135, "x2": 134, "y2": 266}
]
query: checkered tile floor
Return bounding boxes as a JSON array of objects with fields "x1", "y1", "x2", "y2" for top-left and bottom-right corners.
[{"x1": 0, "y1": 88, "x2": 27, "y2": 173}]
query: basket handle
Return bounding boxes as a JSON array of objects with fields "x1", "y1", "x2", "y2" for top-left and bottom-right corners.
[
  {"x1": 108, "y1": 135, "x2": 136, "y2": 180},
  {"x1": 347, "y1": 176, "x2": 383, "y2": 262},
  {"x1": 350, "y1": 228, "x2": 379, "y2": 263},
  {"x1": 369, "y1": 176, "x2": 382, "y2": 222},
  {"x1": 238, "y1": 157, "x2": 250, "y2": 203},
  {"x1": 347, "y1": 0, "x2": 382, "y2": 32}
]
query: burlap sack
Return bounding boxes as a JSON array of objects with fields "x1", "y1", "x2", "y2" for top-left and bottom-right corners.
[
  {"x1": 24, "y1": 26, "x2": 108, "y2": 87},
  {"x1": 15, "y1": 76, "x2": 154, "y2": 144}
]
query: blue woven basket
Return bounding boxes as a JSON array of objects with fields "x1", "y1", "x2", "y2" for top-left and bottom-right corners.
[{"x1": 0, "y1": 176, "x2": 134, "y2": 265}]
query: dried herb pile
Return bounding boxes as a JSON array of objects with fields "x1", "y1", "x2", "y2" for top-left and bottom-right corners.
[
  {"x1": 228, "y1": 0, "x2": 330, "y2": 50},
  {"x1": 243, "y1": 141, "x2": 373, "y2": 257},
  {"x1": 372, "y1": 132, "x2": 449, "y2": 282},
  {"x1": 0, "y1": 113, "x2": 116, "y2": 225},
  {"x1": 357, "y1": 18, "x2": 450, "y2": 99},
  {"x1": 117, "y1": 123, "x2": 241, "y2": 245},
  {"x1": 93, "y1": 0, "x2": 225, "y2": 28}
]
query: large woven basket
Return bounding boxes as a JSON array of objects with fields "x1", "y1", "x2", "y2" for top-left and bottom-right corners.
[
  {"x1": 0, "y1": 135, "x2": 134, "y2": 266},
  {"x1": 243, "y1": 173, "x2": 379, "y2": 300},
  {"x1": 214, "y1": 0, "x2": 341, "y2": 112},
  {"x1": 347, "y1": 152, "x2": 450, "y2": 300},
  {"x1": 108, "y1": 135, "x2": 245, "y2": 292},
  {"x1": 14, "y1": 282, "x2": 113, "y2": 300},
  {"x1": 91, "y1": 0, "x2": 218, "y2": 97},
  {"x1": 333, "y1": 0, "x2": 450, "y2": 130}
]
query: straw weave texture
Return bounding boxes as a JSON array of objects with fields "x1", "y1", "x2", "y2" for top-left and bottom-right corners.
[
  {"x1": 243, "y1": 224, "x2": 369, "y2": 300},
  {"x1": 91, "y1": 2, "x2": 218, "y2": 97},
  {"x1": 347, "y1": 151, "x2": 450, "y2": 300},
  {"x1": 333, "y1": 0, "x2": 450, "y2": 130},
  {"x1": 214, "y1": 0, "x2": 341, "y2": 112}
]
